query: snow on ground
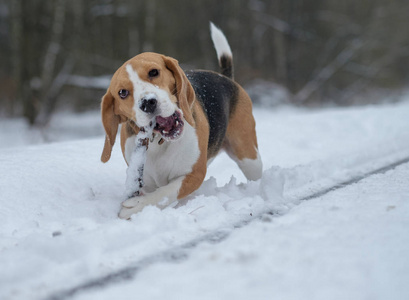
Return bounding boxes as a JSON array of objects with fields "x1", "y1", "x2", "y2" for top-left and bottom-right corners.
[
  {"x1": 76, "y1": 163, "x2": 409, "y2": 300},
  {"x1": 1, "y1": 100, "x2": 409, "y2": 300}
]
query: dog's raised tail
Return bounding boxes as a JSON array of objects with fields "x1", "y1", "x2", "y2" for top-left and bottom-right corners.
[{"x1": 210, "y1": 22, "x2": 233, "y2": 79}]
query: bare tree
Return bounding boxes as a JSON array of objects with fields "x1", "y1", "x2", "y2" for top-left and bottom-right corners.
[
  {"x1": 9, "y1": 0, "x2": 23, "y2": 116},
  {"x1": 293, "y1": 40, "x2": 364, "y2": 104},
  {"x1": 142, "y1": 0, "x2": 156, "y2": 52},
  {"x1": 35, "y1": 0, "x2": 68, "y2": 126}
]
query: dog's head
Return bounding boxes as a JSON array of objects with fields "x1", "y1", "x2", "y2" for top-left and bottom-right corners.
[{"x1": 101, "y1": 53, "x2": 196, "y2": 162}]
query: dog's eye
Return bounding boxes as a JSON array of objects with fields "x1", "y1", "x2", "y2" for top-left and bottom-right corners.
[
  {"x1": 118, "y1": 89, "x2": 129, "y2": 99},
  {"x1": 148, "y1": 69, "x2": 159, "y2": 78}
]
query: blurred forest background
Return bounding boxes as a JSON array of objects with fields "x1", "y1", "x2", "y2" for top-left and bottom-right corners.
[{"x1": 0, "y1": 0, "x2": 409, "y2": 126}]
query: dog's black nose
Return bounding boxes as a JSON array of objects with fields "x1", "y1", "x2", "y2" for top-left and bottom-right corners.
[{"x1": 140, "y1": 98, "x2": 157, "y2": 113}]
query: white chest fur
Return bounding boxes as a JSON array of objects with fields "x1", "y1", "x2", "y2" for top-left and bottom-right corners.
[{"x1": 125, "y1": 123, "x2": 200, "y2": 193}]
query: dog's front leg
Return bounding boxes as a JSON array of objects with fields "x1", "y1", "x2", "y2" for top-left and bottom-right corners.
[
  {"x1": 124, "y1": 122, "x2": 154, "y2": 198},
  {"x1": 118, "y1": 176, "x2": 185, "y2": 219},
  {"x1": 119, "y1": 144, "x2": 207, "y2": 219}
]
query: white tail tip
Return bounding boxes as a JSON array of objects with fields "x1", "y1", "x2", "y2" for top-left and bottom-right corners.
[{"x1": 210, "y1": 22, "x2": 232, "y2": 60}]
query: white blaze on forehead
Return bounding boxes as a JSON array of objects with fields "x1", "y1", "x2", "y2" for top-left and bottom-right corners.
[{"x1": 126, "y1": 64, "x2": 176, "y2": 127}]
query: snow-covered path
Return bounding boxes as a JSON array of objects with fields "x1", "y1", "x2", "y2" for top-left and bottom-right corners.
[
  {"x1": 1, "y1": 100, "x2": 409, "y2": 300},
  {"x1": 74, "y1": 162, "x2": 409, "y2": 300}
]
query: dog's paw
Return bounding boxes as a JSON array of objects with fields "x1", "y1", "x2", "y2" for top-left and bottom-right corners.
[
  {"x1": 119, "y1": 193, "x2": 174, "y2": 219},
  {"x1": 122, "y1": 197, "x2": 141, "y2": 208},
  {"x1": 119, "y1": 196, "x2": 150, "y2": 219},
  {"x1": 118, "y1": 204, "x2": 144, "y2": 219}
]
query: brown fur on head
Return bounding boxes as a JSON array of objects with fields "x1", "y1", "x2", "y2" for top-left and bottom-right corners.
[
  {"x1": 161, "y1": 56, "x2": 196, "y2": 127},
  {"x1": 100, "y1": 53, "x2": 196, "y2": 162}
]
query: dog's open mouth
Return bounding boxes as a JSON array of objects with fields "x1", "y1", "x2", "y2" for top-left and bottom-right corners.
[{"x1": 154, "y1": 110, "x2": 184, "y2": 141}]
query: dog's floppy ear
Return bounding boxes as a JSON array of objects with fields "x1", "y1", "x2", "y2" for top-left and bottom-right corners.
[
  {"x1": 101, "y1": 90, "x2": 120, "y2": 163},
  {"x1": 162, "y1": 56, "x2": 195, "y2": 127}
]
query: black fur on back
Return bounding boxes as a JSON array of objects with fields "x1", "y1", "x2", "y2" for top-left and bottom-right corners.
[{"x1": 185, "y1": 70, "x2": 238, "y2": 157}]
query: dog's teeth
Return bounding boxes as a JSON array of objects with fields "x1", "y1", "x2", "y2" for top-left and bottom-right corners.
[
  {"x1": 175, "y1": 121, "x2": 179, "y2": 126},
  {"x1": 163, "y1": 130, "x2": 169, "y2": 134}
]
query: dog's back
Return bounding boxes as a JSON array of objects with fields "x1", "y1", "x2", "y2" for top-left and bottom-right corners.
[{"x1": 186, "y1": 70, "x2": 238, "y2": 158}]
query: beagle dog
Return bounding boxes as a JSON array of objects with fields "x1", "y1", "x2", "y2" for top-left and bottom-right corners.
[{"x1": 101, "y1": 23, "x2": 262, "y2": 219}]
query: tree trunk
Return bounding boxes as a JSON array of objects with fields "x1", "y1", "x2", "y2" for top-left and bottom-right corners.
[
  {"x1": 142, "y1": 0, "x2": 156, "y2": 52},
  {"x1": 271, "y1": 2, "x2": 287, "y2": 84},
  {"x1": 10, "y1": 0, "x2": 23, "y2": 116},
  {"x1": 35, "y1": 0, "x2": 67, "y2": 126}
]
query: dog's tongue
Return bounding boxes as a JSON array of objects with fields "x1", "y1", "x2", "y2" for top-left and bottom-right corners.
[
  {"x1": 155, "y1": 115, "x2": 174, "y2": 131},
  {"x1": 154, "y1": 111, "x2": 184, "y2": 140}
]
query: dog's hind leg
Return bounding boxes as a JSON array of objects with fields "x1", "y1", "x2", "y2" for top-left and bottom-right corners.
[{"x1": 224, "y1": 88, "x2": 263, "y2": 181}]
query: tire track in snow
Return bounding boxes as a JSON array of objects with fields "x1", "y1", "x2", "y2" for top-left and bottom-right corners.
[
  {"x1": 44, "y1": 156, "x2": 409, "y2": 300},
  {"x1": 302, "y1": 156, "x2": 409, "y2": 201}
]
